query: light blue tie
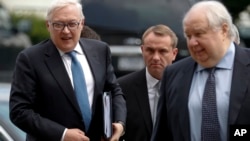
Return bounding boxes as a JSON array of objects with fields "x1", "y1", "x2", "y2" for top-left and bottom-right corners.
[{"x1": 68, "y1": 51, "x2": 91, "y2": 131}]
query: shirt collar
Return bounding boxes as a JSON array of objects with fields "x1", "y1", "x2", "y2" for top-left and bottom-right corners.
[
  {"x1": 57, "y1": 42, "x2": 82, "y2": 56},
  {"x1": 146, "y1": 67, "x2": 159, "y2": 89},
  {"x1": 74, "y1": 43, "x2": 84, "y2": 55}
]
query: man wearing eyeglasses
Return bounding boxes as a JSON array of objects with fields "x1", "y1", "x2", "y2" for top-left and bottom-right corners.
[{"x1": 9, "y1": 0, "x2": 126, "y2": 141}]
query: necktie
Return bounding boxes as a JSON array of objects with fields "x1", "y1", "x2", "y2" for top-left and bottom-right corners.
[
  {"x1": 153, "y1": 82, "x2": 160, "y2": 127},
  {"x1": 201, "y1": 68, "x2": 220, "y2": 141},
  {"x1": 68, "y1": 51, "x2": 91, "y2": 131}
]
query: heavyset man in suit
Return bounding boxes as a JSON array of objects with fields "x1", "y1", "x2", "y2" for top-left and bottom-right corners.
[
  {"x1": 118, "y1": 24, "x2": 178, "y2": 141},
  {"x1": 9, "y1": 0, "x2": 126, "y2": 140},
  {"x1": 151, "y1": 1, "x2": 250, "y2": 141}
]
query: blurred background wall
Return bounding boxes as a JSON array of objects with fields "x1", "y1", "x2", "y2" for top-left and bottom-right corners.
[{"x1": 0, "y1": 0, "x2": 52, "y2": 18}]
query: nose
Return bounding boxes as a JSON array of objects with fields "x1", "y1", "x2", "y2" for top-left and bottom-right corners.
[
  {"x1": 188, "y1": 36, "x2": 198, "y2": 47},
  {"x1": 62, "y1": 25, "x2": 70, "y2": 33},
  {"x1": 152, "y1": 52, "x2": 160, "y2": 60}
]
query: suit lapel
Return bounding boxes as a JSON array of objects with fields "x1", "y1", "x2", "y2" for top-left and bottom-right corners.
[
  {"x1": 44, "y1": 40, "x2": 82, "y2": 116},
  {"x1": 78, "y1": 39, "x2": 100, "y2": 113},
  {"x1": 134, "y1": 69, "x2": 153, "y2": 134},
  {"x1": 229, "y1": 46, "x2": 250, "y2": 124},
  {"x1": 177, "y1": 58, "x2": 197, "y2": 141}
]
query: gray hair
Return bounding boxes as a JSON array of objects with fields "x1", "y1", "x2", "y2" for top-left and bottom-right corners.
[
  {"x1": 46, "y1": 0, "x2": 84, "y2": 20},
  {"x1": 232, "y1": 24, "x2": 240, "y2": 45},
  {"x1": 183, "y1": 1, "x2": 234, "y2": 39}
]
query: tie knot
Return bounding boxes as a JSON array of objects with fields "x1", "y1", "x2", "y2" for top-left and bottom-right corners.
[
  {"x1": 205, "y1": 67, "x2": 216, "y2": 74},
  {"x1": 155, "y1": 81, "x2": 161, "y2": 91},
  {"x1": 67, "y1": 51, "x2": 76, "y2": 57}
]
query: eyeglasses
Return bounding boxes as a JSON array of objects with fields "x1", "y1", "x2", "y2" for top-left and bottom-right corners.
[{"x1": 50, "y1": 20, "x2": 81, "y2": 31}]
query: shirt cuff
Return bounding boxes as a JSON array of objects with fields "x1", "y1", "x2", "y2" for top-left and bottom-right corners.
[{"x1": 61, "y1": 128, "x2": 68, "y2": 141}]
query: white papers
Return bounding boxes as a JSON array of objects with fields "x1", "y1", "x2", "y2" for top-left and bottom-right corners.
[{"x1": 103, "y1": 92, "x2": 112, "y2": 139}]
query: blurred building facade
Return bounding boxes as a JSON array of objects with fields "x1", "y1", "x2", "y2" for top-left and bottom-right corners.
[
  {"x1": 0, "y1": 0, "x2": 51, "y2": 18},
  {"x1": 0, "y1": 0, "x2": 80, "y2": 18}
]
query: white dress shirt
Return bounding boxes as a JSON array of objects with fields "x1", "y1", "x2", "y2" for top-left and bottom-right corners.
[
  {"x1": 57, "y1": 43, "x2": 95, "y2": 141},
  {"x1": 188, "y1": 42, "x2": 235, "y2": 141},
  {"x1": 146, "y1": 68, "x2": 160, "y2": 126}
]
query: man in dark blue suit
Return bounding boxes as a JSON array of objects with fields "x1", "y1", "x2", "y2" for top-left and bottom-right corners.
[
  {"x1": 151, "y1": 1, "x2": 250, "y2": 141},
  {"x1": 9, "y1": 0, "x2": 126, "y2": 140},
  {"x1": 118, "y1": 24, "x2": 178, "y2": 141}
]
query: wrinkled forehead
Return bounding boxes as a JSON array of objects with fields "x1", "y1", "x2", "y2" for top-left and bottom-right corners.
[{"x1": 183, "y1": 10, "x2": 209, "y2": 30}]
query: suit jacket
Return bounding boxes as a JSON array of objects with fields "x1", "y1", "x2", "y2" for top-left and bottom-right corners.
[
  {"x1": 9, "y1": 38, "x2": 126, "y2": 141},
  {"x1": 151, "y1": 45, "x2": 250, "y2": 141},
  {"x1": 118, "y1": 69, "x2": 153, "y2": 141}
]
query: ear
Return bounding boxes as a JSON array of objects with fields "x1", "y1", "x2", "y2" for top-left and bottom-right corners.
[
  {"x1": 82, "y1": 19, "x2": 85, "y2": 24},
  {"x1": 80, "y1": 19, "x2": 85, "y2": 30},
  {"x1": 172, "y1": 48, "x2": 178, "y2": 61},
  {"x1": 140, "y1": 45, "x2": 144, "y2": 53},
  {"x1": 45, "y1": 20, "x2": 50, "y2": 32},
  {"x1": 221, "y1": 23, "x2": 229, "y2": 37}
]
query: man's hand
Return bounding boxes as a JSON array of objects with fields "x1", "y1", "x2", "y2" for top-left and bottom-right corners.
[
  {"x1": 108, "y1": 122, "x2": 124, "y2": 141},
  {"x1": 64, "y1": 128, "x2": 89, "y2": 141}
]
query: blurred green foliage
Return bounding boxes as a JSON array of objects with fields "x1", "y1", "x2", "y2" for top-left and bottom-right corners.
[{"x1": 10, "y1": 13, "x2": 50, "y2": 45}]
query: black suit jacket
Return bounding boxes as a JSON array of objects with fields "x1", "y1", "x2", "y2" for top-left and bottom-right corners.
[
  {"x1": 9, "y1": 38, "x2": 126, "y2": 141},
  {"x1": 118, "y1": 69, "x2": 153, "y2": 141},
  {"x1": 151, "y1": 45, "x2": 250, "y2": 141}
]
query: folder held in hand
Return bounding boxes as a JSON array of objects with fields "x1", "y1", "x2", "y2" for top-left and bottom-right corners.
[{"x1": 103, "y1": 91, "x2": 113, "y2": 139}]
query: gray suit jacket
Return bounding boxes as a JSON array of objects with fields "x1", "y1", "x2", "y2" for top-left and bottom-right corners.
[
  {"x1": 118, "y1": 69, "x2": 153, "y2": 141},
  {"x1": 9, "y1": 38, "x2": 126, "y2": 141},
  {"x1": 151, "y1": 44, "x2": 250, "y2": 141}
]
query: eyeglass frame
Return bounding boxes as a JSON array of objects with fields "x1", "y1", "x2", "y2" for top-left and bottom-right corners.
[{"x1": 49, "y1": 20, "x2": 82, "y2": 31}]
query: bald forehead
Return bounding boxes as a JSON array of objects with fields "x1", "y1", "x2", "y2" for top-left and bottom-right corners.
[
  {"x1": 183, "y1": 8, "x2": 210, "y2": 35},
  {"x1": 183, "y1": 6, "x2": 205, "y2": 23}
]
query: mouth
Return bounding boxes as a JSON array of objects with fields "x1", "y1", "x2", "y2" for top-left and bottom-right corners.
[
  {"x1": 194, "y1": 48, "x2": 205, "y2": 56},
  {"x1": 151, "y1": 64, "x2": 161, "y2": 68},
  {"x1": 61, "y1": 37, "x2": 72, "y2": 40}
]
